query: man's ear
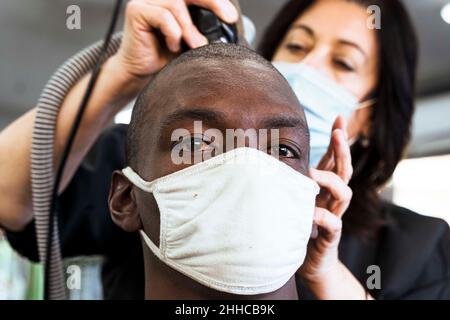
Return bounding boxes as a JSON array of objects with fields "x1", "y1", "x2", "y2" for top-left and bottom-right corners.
[{"x1": 109, "y1": 170, "x2": 142, "y2": 232}]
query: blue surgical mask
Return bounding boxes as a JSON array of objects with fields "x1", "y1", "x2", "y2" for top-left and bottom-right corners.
[{"x1": 273, "y1": 62, "x2": 362, "y2": 167}]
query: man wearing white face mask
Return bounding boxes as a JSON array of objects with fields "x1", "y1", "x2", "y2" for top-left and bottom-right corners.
[
  {"x1": 107, "y1": 44, "x2": 364, "y2": 300},
  {"x1": 1, "y1": 0, "x2": 357, "y2": 300}
]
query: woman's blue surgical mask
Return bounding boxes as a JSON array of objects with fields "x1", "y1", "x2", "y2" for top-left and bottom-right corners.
[{"x1": 273, "y1": 61, "x2": 371, "y2": 167}]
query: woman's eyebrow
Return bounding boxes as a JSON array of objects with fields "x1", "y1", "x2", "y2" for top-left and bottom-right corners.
[
  {"x1": 338, "y1": 40, "x2": 368, "y2": 58},
  {"x1": 291, "y1": 23, "x2": 367, "y2": 58},
  {"x1": 291, "y1": 24, "x2": 315, "y2": 38}
]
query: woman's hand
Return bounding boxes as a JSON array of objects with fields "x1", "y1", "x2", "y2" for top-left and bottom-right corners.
[
  {"x1": 299, "y1": 117, "x2": 370, "y2": 299},
  {"x1": 300, "y1": 116, "x2": 352, "y2": 280},
  {"x1": 113, "y1": 0, "x2": 239, "y2": 80}
]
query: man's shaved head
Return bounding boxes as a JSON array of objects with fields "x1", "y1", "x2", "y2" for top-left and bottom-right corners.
[{"x1": 126, "y1": 43, "x2": 305, "y2": 169}]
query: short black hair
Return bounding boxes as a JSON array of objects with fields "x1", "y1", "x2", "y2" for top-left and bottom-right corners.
[{"x1": 126, "y1": 43, "x2": 281, "y2": 168}]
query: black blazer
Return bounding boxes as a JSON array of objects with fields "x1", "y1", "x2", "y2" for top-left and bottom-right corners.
[
  {"x1": 6, "y1": 125, "x2": 450, "y2": 300},
  {"x1": 298, "y1": 202, "x2": 450, "y2": 299}
]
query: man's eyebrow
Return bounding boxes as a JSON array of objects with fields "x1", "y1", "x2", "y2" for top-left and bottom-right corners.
[
  {"x1": 159, "y1": 108, "x2": 227, "y2": 135},
  {"x1": 261, "y1": 115, "x2": 308, "y2": 131}
]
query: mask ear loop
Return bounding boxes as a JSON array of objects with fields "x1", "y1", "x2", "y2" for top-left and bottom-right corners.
[
  {"x1": 123, "y1": 168, "x2": 166, "y2": 258},
  {"x1": 348, "y1": 99, "x2": 377, "y2": 147},
  {"x1": 355, "y1": 98, "x2": 377, "y2": 111},
  {"x1": 122, "y1": 167, "x2": 156, "y2": 193}
]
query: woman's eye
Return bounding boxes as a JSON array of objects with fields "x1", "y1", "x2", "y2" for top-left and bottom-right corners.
[
  {"x1": 334, "y1": 59, "x2": 355, "y2": 72},
  {"x1": 271, "y1": 144, "x2": 299, "y2": 159},
  {"x1": 286, "y1": 43, "x2": 307, "y2": 53}
]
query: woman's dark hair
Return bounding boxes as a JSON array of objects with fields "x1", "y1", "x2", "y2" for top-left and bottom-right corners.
[{"x1": 258, "y1": 0, "x2": 418, "y2": 240}]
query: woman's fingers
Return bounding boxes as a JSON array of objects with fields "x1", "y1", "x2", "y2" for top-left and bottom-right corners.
[
  {"x1": 118, "y1": 0, "x2": 239, "y2": 78},
  {"x1": 310, "y1": 224, "x2": 319, "y2": 239},
  {"x1": 126, "y1": 1, "x2": 183, "y2": 52},
  {"x1": 310, "y1": 168, "x2": 353, "y2": 217},
  {"x1": 332, "y1": 116, "x2": 347, "y2": 139},
  {"x1": 316, "y1": 116, "x2": 346, "y2": 171},
  {"x1": 330, "y1": 116, "x2": 352, "y2": 184},
  {"x1": 316, "y1": 140, "x2": 334, "y2": 171},
  {"x1": 316, "y1": 116, "x2": 352, "y2": 184},
  {"x1": 332, "y1": 129, "x2": 353, "y2": 184},
  {"x1": 154, "y1": 0, "x2": 208, "y2": 49},
  {"x1": 313, "y1": 207, "x2": 342, "y2": 242},
  {"x1": 162, "y1": 0, "x2": 239, "y2": 49},
  {"x1": 137, "y1": 0, "x2": 238, "y2": 51}
]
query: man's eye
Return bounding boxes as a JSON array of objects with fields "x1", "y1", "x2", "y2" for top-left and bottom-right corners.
[
  {"x1": 270, "y1": 144, "x2": 299, "y2": 159},
  {"x1": 175, "y1": 136, "x2": 211, "y2": 153},
  {"x1": 190, "y1": 137, "x2": 211, "y2": 152}
]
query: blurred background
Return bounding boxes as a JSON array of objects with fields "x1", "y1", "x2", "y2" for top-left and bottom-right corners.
[{"x1": 0, "y1": 0, "x2": 449, "y2": 298}]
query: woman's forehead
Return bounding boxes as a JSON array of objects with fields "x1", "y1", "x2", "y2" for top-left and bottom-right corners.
[{"x1": 292, "y1": 0, "x2": 377, "y2": 54}]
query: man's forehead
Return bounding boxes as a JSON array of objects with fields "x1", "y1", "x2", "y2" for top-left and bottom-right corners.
[
  {"x1": 148, "y1": 58, "x2": 305, "y2": 128},
  {"x1": 159, "y1": 58, "x2": 293, "y2": 96}
]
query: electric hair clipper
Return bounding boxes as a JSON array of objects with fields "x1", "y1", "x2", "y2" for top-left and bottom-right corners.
[{"x1": 182, "y1": 0, "x2": 244, "y2": 51}]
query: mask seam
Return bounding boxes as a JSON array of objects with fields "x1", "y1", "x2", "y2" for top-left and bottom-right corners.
[
  {"x1": 150, "y1": 149, "x2": 318, "y2": 193},
  {"x1": 158, "y1": 256, "x2": 299, "y2": 294},
  {"x1": 123, "y1": 148, "x2": 318, "y2": 194},
  {"x1": 153, "y1": 191, "x2": 168, "y2": 259}
]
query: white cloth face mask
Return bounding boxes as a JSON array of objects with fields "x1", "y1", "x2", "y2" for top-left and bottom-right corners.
[
  {"x1": 273, "y1": 62, "x2": 372, "y2": 167},
  {"x1": 122, "y1": 147, "x2": 319, "y2": 295}
]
